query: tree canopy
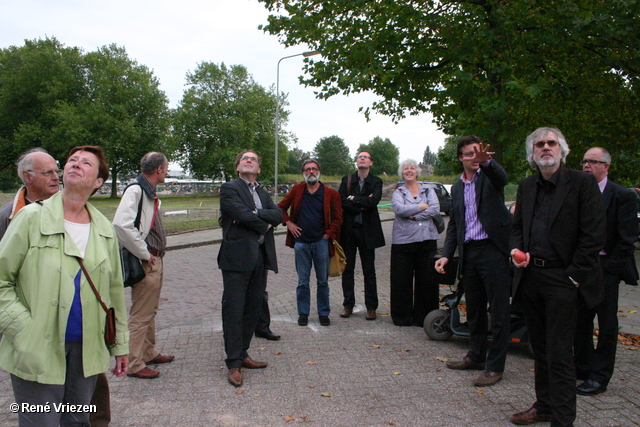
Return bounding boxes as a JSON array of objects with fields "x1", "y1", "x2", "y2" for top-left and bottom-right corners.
[
  {"x1": 173, "y1": 62, "x2": 287, "y2": 182},
  {"x1": 313, "y1": 135, "x2": 353, "y2": 176},
  {"x1": 357, "y1": 136, "x2": 399, "y2": 177},
  {"x1": 258, "y1": 0, "x2": 640, "y2": 182},
  {"x1": 0, "y1": 37, "x2": 172, "y2": 194}
]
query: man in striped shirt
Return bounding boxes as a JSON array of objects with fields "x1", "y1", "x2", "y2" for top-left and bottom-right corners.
[{"x1": 435, "y1": 135, "x2": 513, "y2": 387}]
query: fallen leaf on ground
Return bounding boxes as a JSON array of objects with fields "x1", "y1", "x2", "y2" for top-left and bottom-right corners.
[
  {"x1": 321, "y1": 392, "x2": 331, "y2": 397},
  {"x1": 257, "y1": 346, "x2": 266, "y2": 350},
  {"x1": 372, "y1": 345, "x2": 381, "y2": 348},
  {"x1": 236, "y1": 390, "x2": 244, "y2": 395},
  {"x1": 393, "y1": 372, "x2": 401, "y2": 375},
  {"x1": 475, "y1": 390, "x2": 484, "y2": 394},
  {"x1": 274, "y1": 352, "x2": 282, "y2": 355},
  {"x1": 618, "y1": 332, "x2": 640, "y2": 347},
  {"x1": 627, "y1": 309, "x2": 637, "y2": 313},
  {"x1": 254, "y1": 393, "x2": 260, "y2": 397},
  {"x1": 436, "y1": 356, "x2": 450, "y2": 363},
  {"x1": 309, "y1": 385, "x2": 315, "y2": 388},
  {"x1": 283, "y1": 415, "x2": 295, "y2": 422},
  {"x1": 307, "y1": 361, "x2": 317, "y2": 365}
]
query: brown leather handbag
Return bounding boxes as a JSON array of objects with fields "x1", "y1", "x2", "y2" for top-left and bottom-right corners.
[{"x1": 77, "y1": 258, "x2": 117, "y2": 347}]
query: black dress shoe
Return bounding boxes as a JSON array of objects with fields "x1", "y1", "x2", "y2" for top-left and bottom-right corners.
[
  {"x1": 255, "y1": 330, "x2": 281, "y2": 341},
  {"x1": 298, "y1": 314, "x2": 308, "y2": 326},
  {"x1": 577, "y1": 379, "x2": 607, "y2": 396}
]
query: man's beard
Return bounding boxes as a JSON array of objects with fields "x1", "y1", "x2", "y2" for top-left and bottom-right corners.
[{"x1": 304, "y1": 173, "x2": 319, "y2": 184}]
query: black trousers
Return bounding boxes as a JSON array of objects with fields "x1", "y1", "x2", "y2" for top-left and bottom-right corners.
[
  {"x1": 255, "y1": 291, "x2": 272, "y2": 334},
  {"x1": 518, "y1": 266, "x2": 578, "y2": 427},
  {"x1": 574, "y1": 266, "x2": 620, "y2": 385},
  {"x1": 341, "y1": 226, "x2": 378, "y2": 310},
  {"x1": 221, "y1": 248, "x2": 267, "y2": 368},
  {"x1": 461, "y1": 239, "x2": 511, "y2": 373},
  {"x1": 390, "y1": 240, "x2": 438, "y2": 326}
]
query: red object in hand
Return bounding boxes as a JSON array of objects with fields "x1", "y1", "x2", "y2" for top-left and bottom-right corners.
[{"x1": 513, "y1": 250, "x2": 527, "y2": 263}]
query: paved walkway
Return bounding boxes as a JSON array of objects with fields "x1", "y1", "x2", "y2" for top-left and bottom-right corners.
[{"x1": 1, "y1": 214, "x2": 639, "y2": 426}]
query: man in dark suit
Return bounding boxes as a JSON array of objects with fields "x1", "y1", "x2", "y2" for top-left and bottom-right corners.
[
  {"x1": 435, "y1": 135, "x2": 512, "y2": 387},
  {"x1": 574, "y1": 147, "x2": 639, "y2": 396},
  {"x1": 338, "y1": 151, "x2": 385, "y2": 320},
  {"x1": 218, "y1": 150, "x2": 283, "y2": 387},
  {"x1": 510, "y1": 128, "x2": 606, "y2": 427}
]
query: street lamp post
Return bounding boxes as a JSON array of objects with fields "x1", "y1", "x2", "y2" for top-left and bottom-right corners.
[{"x1": 274, "y1": 50, "x2": 320, "y2": 202}]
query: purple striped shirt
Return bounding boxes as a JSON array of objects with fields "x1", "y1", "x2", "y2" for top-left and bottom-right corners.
[{"x1": 462, "y1": 169, "x2": 489, "y2": 242}]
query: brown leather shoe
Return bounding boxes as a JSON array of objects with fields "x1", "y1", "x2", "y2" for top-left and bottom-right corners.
[
  {"x1": 446, "y1": 356, "x2": 485, "y2": 370},
  {"x1": 510, "y1": 406, "x2": 553, "y2": 425},
  {"x1": 148, "y1": 354, "x2": 175, "y2": 364},
  {"x1": 127, "y1": 366, "x2": 159, "y2": 379},
  {"x1": 340, "y1": 308, "x2": 353, "y2": 318},
  {"x1": 366, "y1": 309, "x2": 376, "y2": 320},
  {"x1": 228, "y1": 368, "x2": 242, "y2": 387},
  {"x1": 474, "y1": 371, "x2": 503, "y2": 386},
  {"x1": 242, "y1": 357, "x2": 268, "y2": 369}
]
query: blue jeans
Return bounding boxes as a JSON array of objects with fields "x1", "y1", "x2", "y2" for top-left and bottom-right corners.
[{"x1": 294, "y1": 238, "x2": 330, "y2": 316}]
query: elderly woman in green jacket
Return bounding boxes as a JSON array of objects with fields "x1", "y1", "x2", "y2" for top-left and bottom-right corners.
[{"x1": 0, "y1": 146, "x2": 129, "y2": 427}]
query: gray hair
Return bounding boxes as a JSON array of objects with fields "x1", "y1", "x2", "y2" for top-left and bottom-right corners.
[
  {"x1": 301, "y1": 158, "x2": 320, "y2": 172},
  {"x1": 17, "y1": 148, "x2": 50, "y2": 185},
  {"x1": 398, "y1": 159, "x2": 422, "y2": 177},
  {"x1": 525, "y1": 127, "x2": 570, "y2": 169},
  {"x1": 141, "y1": 152, "x2": 168, "y2": 175},
  {"x1": 590, "y1": 147, "x2": 612, "y2": 164}
]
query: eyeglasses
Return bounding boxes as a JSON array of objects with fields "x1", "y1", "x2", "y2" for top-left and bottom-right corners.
[
  {"x1": 357, "y1": 155, "x2": 371, "y2": 159},
  {"x1": 240, "y1": 156, "x2": 259, "y2": 162},
  {"x1": 27, "y1": 169, "x2": 62, "y2": 177},
  {"x1": 534, "y1": 140, "x2": 558, "y2": 148},
  {"x1": 303, "y1": 167, "x2": 319, "y2": 172},
  {"x1": 580, "y1": 159, "x2": 608, "y2": 165}
]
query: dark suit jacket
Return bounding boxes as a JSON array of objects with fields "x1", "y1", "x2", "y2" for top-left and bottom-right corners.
[
  {"x1": 442, "y1": 160, "x2": 513, "y2": 267},
  {"x1": 601, "y1": 179, "x2": 639, "y2": 285},
  {"x1": 511, "y1": 167, "x2": 606, "y2": 308},
  {"x1": 217, "y1": 178, "x2": 283, "y2": 273},
  {"x1": 338, "y1": 171, "x2": 385, "y2": 249}
]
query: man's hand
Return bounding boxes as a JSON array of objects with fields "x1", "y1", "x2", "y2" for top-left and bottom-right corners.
[
  {"x1": 470, "y1": 143, "x2": 495, "y2": 164},
  {"x1": 112, "y1": 355, "x2": 129, "y2": 377},
  {"x1": 147, "y1": 255, "x2": 157, "y2": 267},
  {"x1": 511, "y1": 248, "x2": 530, "y2": 268},
  {"x1": 286, "y1": 221, "x2": 302, "y2": 238},
  {"x1": 435, "y1": 257, "x2": 449, "y2": 274}
]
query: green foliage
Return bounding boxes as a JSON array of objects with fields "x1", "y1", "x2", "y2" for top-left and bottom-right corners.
[
  {"x1": 258, "y1": 0, "x2": 640, "y2": 182},
  {"x1": 0, "y1": 37, "x2": 172, "y2": 195},
  {"x1": 173, "y1": 62, "x2": 287, "y2": 181},
  {"x1": 357, "y1": 136, "x2": 399, "y2": 176},
  {"x1": 423, "y1": 146, "x2": 437, "y2": 166},
  {"x1": 284, "y1": 146, "x2": 312, "y2": 174},
  {"x1": 434, "y1": 137, "x2": 459, "y2": 177},
  {"x1": 313, "y1": 135, "x2": 353, "y2": 176}
]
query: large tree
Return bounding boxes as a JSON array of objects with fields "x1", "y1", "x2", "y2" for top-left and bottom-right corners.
[
  {"x1": 313, "y1": 135, "x2": 352, "y2": 176},
  {"x1": 357, "y1": 136, "x2": 399, "y2": 177},
  {"x1": 258, "y1": 0, "x2": 640, "y2": 182},
  {"x1": 0, "y1": 37, "x2": 172, "y2": 195},
  {"x1": 173, "y1": 62, "x2": 288, "y2": 182}
]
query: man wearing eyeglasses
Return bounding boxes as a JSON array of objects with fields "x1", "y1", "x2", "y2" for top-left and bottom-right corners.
[
  {"x1": 218, "y1": 150, "x2": 283, "y2": 387},
  {"x1": 0, "y1": 148, "x2": 60, "y2": 239},
  {"x1": 510, "y1": 128, "x2": 606, "y2": 426},
  {"x1": 573, "y1": 147, "x2": 638, "y2": 397},
  {"x1": 338, "y1": 151, "x2": 385, "y2": 321},
  {"x1": 435, "y1": 135, "x2": 512, "y2": 387},
  {"x1": 277, "y1": 159, "x2": 342, "y2": 327}
]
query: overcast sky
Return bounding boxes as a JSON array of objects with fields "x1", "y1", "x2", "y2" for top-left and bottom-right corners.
[{"x1": 1, "y1": 0, "x2": 446, "y2": 164}]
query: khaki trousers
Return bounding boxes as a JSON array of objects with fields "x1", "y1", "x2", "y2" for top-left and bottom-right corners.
[{"x1": 128, "y1": 257, "x2": 163, "y2": 374}]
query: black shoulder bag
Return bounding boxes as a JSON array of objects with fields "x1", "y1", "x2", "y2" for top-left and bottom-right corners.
[{"x1": 120, "y1": 184, "x2": 146, "y2": 286}]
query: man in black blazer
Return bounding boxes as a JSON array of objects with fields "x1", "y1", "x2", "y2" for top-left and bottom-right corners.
[
  {"x1": 338, "y1": 151, "x2": 385, "y2": 321},
  {"x1": 435, "y1": 136, "x2": 512, "y2": 387},
  {"x1": 574, "y1": 147, "x2": 638, "y2": 396},
  {"x1": 510, "y1": 128, "x2": 606, "y2": 427},
  {"x1": 218, "y1": 150, "x2": 283, "y2": 387}
]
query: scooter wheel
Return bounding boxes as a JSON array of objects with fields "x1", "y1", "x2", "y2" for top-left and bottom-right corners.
[{"x1": 424, "y1": 309, "x2": 453, "y2": 341}]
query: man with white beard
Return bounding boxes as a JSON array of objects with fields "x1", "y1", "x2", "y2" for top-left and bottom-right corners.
[{"x1": 277, "y1": 159, "x2": 342, "y2": 326}]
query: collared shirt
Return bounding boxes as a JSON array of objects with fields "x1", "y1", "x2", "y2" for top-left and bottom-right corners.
[
  {"x1": 529, "y1": 169, "x2": 561, "y2": 261},
  {"x1": 239, "y1": 176, "x2": 266, "y2": 243},
  {"x1": 461, "y1": 168, "x2": 489, "y2": 242},
  {"x1": 598, "y1": 176, "x2": 608, "y2": 194}
]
